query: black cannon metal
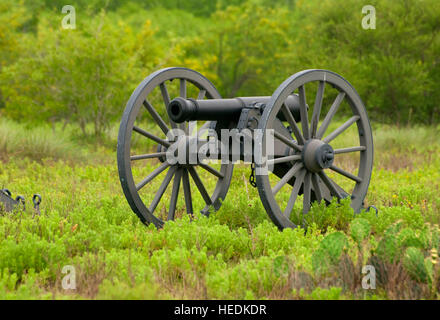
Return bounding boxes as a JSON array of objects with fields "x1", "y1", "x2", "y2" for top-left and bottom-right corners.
[
  {"x1": 0, "y1": 189, "x2": 24, "y2": 212},
  {"x1": 0, "y1": 188, "x2": 41, "y2": 215},
  {"x1": 117, "y1": 68, "x2": 373, "y2": 229}
]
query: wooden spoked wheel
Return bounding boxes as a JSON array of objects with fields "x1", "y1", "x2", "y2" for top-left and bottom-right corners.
[
  {"x1": 256, "y1": 69, "x2": 374, "y2": 229},
  {"x1": 117, "y1": 68, "x2": 234, "y2": 228}
]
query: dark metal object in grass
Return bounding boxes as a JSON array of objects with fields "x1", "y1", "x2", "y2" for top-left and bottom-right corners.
[
  {"x1": 117, "y1": 68, "x2": 374, "y2": 230},
  {"x1": 367, "y1": 205, "x2": 379, "y2": 217},
  {"x1": 1, "y1": 189, "x2": 25, "y2": 212},
  {"x1": 33, "y1": 194, "x2": 42, "y2": 217},
  {"x1": 0, "y1": 189, "x2": 42, "y2": 214}
]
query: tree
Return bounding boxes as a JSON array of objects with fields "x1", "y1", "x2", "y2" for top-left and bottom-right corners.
[
  {"x1": 0, "y1": 0, "x2": 32, "y2": 110},
  {"x1": 288, "y1": 0, "x2": 440, "y2": 124},
  {"x1": 1, "y1": 11, "x2": 159, "y2": 136},
  {"x1": 175, "y1": 2, "x2": 293, "y2": 97}
]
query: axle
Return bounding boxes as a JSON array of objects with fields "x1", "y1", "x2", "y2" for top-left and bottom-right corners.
[{"x1": 167, "y1": 95, "x2": 303, "y2": 123}]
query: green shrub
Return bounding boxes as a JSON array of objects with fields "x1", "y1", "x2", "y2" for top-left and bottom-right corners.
[
  {"x1": 359, "y1": 206, "x2": 425, "y2": 235},
  {"x1": 0, "y1": 268, "x2": 52, "y2": 300},
  {"x1": 305, "y1": 286, "x2": 344, "y2": 300},
  {"x1": 312, "y1": 232, "x2": 349, "y2": 275},
  {"x1": 0, "y1": 11, "x2": 155, "y2": 137},
  {"x1": 350, "y1": 218, "x2": 371, "y2": 246},
  {"x1": 291, "y1": 0, "x2": 440, "y2": 124},
  {"x1": 97, "y1": 279, "x2": 169, "y2": 300},
  {"x1": 403, "y1": 247, "x2": 429, "y2": 283},
  {"x1": 300, "y1": 198, "x2": 355, "y2": 232}
]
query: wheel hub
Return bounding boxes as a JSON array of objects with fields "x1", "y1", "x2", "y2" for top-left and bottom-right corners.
[{"x1": 302, "y1": 139, "x2": 334, "y2": 172}]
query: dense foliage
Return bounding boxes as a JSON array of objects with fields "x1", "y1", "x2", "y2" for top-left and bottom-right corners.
[
  {"x1": 1, "y1": 0, "x2": 439, "y2": 136},
  {"x1": 0, "y1": 122, "x2": 439, "y2": 299}
]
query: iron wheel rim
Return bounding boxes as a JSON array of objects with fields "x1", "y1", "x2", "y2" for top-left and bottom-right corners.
[{"x1": 256, "y1": 69, "x2": 374, "y2": 230}]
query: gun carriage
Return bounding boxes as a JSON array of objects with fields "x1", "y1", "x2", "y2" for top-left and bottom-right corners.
[{"x1": 117, "y1": 68, "x2": 373, "y2": 229}]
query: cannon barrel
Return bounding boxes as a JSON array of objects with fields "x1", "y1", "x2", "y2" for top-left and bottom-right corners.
[{"x1": 167, "y1": 95, "x2": 302, "y2": 123}]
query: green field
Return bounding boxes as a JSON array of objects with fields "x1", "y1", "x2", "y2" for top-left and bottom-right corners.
[
  {"x1": 1, "y1": 119, "x2": 439, "y2": 300},
  {"x1": 1, "y1": 0, "x2": 440, "y2": 300}
]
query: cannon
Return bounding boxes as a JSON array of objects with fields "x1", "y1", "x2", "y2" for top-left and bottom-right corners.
[{"x1": 117, "y1": 68, "x2": 373, "y2": 229}]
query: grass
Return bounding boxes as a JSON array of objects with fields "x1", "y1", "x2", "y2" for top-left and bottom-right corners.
[
  {"x1": 0, "y1": 118, "x2": 85, "y2": 163},
  {"x1": 0, "y1": 120, "x2": 439, "y2": 299}
]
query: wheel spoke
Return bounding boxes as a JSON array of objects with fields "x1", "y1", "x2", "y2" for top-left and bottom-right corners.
[
  {"x1": 281, "y1": 104, "x2": 305, "y2": 145},
  {"x1": 119, "y1": 68, "x2": 237, "y2": 227},
  {"x1": 311, "y1": 173, "x2": 323, "y2": 203},
  {"x1": 133, "y1": 126, "x2": 171, "y2": 148},
  {"x1": 273, "y1": 131, "x2": 303, "y2": 152},
  {"x1": 323, "y1": 115, "x2": 360, "y2": 144},
  {"x1": 160, "y1": 82, "x2": 177, "y2": 129},
  {"x1": 284, "y1": 169, "x2": 306, "y2": 219},
  {"x1": 160, "y1": 82, "x2": 171, "y2": 107},
  {"x1": 188, "y1": 121, "x2": 197, "y2": 136},
  {"x1": 131, "y1": 152, "x2": 166, "y2": 161},
  {"x1": 310, "y1": 81, "x2": 325, "y2": 138},
  {"x1": 136, "y1": 162, "x2": 170, "y2": 191},
  {"x1": 334, "y1": 181, "x2": 350, "y2": 198},
  {"x1": 168, "y1": 168, "x2": 182, "y2": 221},
  {"x1": 143, "y1": 100, "x2": 169, "y2": 135},
  {"x1": 267, "y1": 154, "x2": 301, "y2": 166},
  {"x1": 316, "y1": 92, "x2": 345, "y2": 139},
  {"x1": 318, "y1": 171, "x2": 343, "y2": 199},
  {"x1": 197, "y1": 89, "x2": 206, "y2": 100},
  {"x1": 180, "y1": 79, "x2": 187, "y2": 98},
  {"x1": 149, "y1": 166, "x2": 176, "y2": 213},
  {"x1": 329, "y1": 165, "x2": 362, "y2": 183},
  {"x1": 298, "y1": 85, "x2": 310, "y2": 140},
  {"x1": 182, "y1": 169, "x2": 193, "y2": 215},
  {"x1": 272, "y1": 162, "x2": 303, "y2": 195},
  {"x1": 188, "y1": 167, "x2": 212, "y2": 206},
  {"x1": 317, "y1": 92, "x2": 345, "y2": 139},
  {"x1": 179, "y1": 79, "x2": 187, "y2": 132},
  {"x1": 303, "y1": 172, "x2": 312, "y2": 214},
  {"x1": 334, "y1": 146, "x2": 366, "y2": 154},
  {"x1": 198, "y1": 163, "x2": 224, "y2": 179}
]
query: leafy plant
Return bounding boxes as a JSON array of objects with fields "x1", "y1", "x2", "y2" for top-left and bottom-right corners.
[
  {"x1": 349, "y1": 218, "x2": 371, "y2": 247},
  {"x1": 403, "y1": 247, "x2": 429, "y2": 283},
  {"x1": 312, "y1": 232, "x2": 348, "y2": 275}
]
